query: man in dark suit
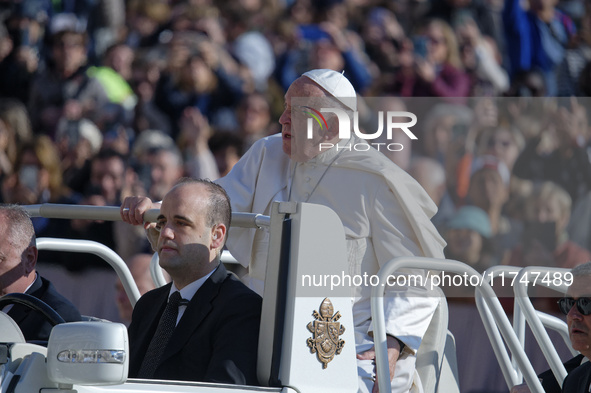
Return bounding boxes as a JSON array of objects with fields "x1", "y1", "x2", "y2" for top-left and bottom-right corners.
[
  {"x1": 125, "y1": 178, "x2": 261, "y2": 385},
  {"x1": 0, "y1": 204, "x2": 82, "y2": 341},
  {"x1": 511, "y1": 262, "x2": 591, "y2": 393},
  {"x1": 560, "y1": 263, "x2": 591, "y2": 393}
]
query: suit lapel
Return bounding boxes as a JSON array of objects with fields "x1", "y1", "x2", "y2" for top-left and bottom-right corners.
[
  {"x1": 161, "y1": 264, "x2": 228, "y2": 361},
  {"x1": 140, "y1": 286, "x2": 170, "y2": 343}
]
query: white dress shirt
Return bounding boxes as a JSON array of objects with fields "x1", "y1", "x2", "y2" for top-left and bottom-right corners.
[{"x1": 168, "y1": 268, "x2": 216, "y2": 326}]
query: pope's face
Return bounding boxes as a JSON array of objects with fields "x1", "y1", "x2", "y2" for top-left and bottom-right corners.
[{"x1": 279, "y1": 77, "x2": 331, "y2": 162}]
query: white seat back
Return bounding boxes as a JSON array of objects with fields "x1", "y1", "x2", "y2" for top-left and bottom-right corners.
[{"x1": 257, "y1": 202, "x2": 358, "y2": 393}]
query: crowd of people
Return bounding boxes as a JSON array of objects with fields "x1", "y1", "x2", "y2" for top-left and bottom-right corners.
[{"x1": 1, "y1": 0, "x2": 591, "y2": 392}]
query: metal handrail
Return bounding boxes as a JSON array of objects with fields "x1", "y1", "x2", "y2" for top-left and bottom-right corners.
[
  {"x1": 36, "y1": 238, "x2": 141, "y2": 307},
  {"x1": 537, "y1": 312, "x2": 576, "y2": 357},
  {"x1": 149, "y1": 252, "x2": 168, "y2": 288},
  {"x1": 479, "y1": 265, "x2": 525, "y2": 383},
  {"x1": 513, "y1": 266, "x2": 572, "y2": 386},
  {"x1": 28, "y1": 204, "x2": 270, "y2": 295},
  {"x1": 475, "y1": 293, "x2": 519, "y2": 387},
  {"x1": 23, "y1": 204, "x2": 271, "y2": 229},
  {"x1": 371, "y1": 257, "x2": 544, "y2": 393},
  {"x1": 478, "y1": 265, "x2": 574, "y2": 388}
]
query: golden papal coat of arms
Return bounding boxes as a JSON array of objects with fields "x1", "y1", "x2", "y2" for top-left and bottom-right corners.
[{"x1": 306, "y1": 298, "x2": 346, "y2": 369}]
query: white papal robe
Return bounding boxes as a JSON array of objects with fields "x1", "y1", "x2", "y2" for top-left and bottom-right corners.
[{"x1": 217, "y1": 134, "x2": 446, "y2": 393}]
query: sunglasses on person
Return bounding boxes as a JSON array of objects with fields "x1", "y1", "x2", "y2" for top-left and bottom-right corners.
[{"x1": 557, "y1": 297, "x2": 591, "y2": 315}]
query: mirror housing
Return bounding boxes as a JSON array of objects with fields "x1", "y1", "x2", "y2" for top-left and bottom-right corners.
[{"x1": 47, "y1": 322, "x2": 128, "y2": 385}]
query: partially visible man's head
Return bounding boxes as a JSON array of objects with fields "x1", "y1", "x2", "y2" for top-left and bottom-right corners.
[
  {"x1": 561, "y1": 262, "x2": 591, "y2": 358},
  {"x1": 0, "y1": 204, "x2": 37, "y2": 295},
  {"x1": 183, "y1": 179, "x2": 232, "y2": 234},
  {"x1": 155, "y1": 179, "x2": 231, "y2": 289}
]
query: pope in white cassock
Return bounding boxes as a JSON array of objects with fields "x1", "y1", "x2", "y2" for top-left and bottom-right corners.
[{"x1": 121, "y1": 69, "x2": 446, "y2": 393}]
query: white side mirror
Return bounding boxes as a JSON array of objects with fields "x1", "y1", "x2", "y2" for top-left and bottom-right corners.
[{"x1": 47, "y1": 322, "x2": 128, "y2": 385}]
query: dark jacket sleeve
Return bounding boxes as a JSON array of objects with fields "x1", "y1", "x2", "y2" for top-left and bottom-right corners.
[
  {"x1": 561, "y1": 361, "x2": 591, "y2": 393},
  {"x1": 539, "y1": 354, "x2": 584, "y2": 393}
]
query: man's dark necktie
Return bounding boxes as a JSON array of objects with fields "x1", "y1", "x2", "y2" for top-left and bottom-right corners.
[{"x1": 137, "y1": 291, "x2": 182, "y2": 378}]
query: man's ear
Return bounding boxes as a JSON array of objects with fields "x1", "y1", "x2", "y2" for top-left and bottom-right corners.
[
  {"x1": 211, "y1": 224, "x2": 227, "y2": 250},
  {"x1": 23, "y1": 246, "x2": 38, "y2": 274}
]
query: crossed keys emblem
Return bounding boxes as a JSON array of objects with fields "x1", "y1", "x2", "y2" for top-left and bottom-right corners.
[{"x1": 306, "y1": 298, "x2": 346, "y2": 369}]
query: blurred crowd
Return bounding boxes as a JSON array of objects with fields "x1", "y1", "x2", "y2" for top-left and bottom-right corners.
[{"x1": 0, "y1": 0, "x2": 589, "y2": 270}]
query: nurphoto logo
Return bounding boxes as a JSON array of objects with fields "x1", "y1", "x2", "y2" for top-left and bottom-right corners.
[{"x1": 304, "y1": 107, "x2": 418, "y2": 152}]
